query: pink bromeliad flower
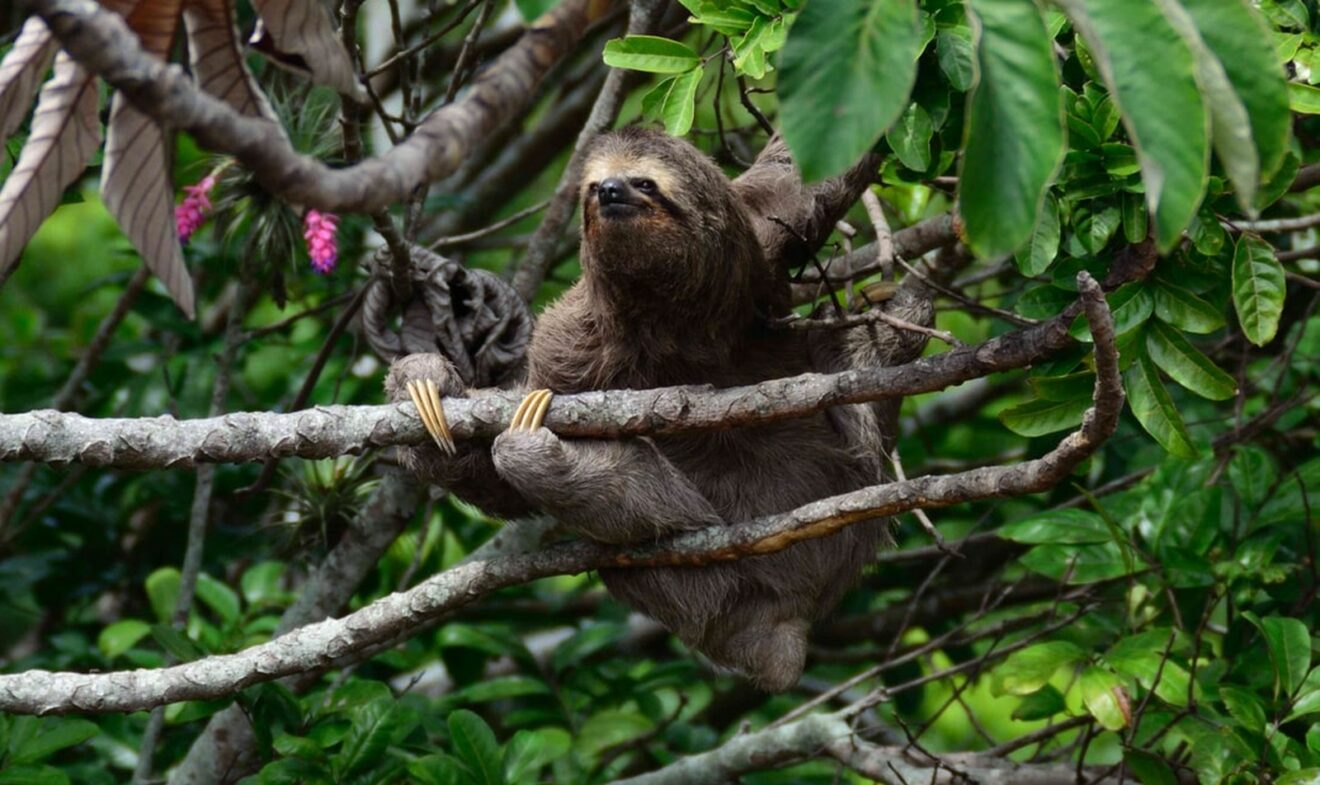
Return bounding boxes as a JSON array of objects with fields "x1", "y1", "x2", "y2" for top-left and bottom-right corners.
[
  {"x1": 175, "y1": 173, "x2": 217, "y2": 243},
  {"x1": 303, "y1": 210, "x2": 340, "y2": 274}
]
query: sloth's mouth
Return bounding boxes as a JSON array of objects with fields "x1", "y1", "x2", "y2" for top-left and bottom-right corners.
[{"x1": 600, "y1": 201, "x2": 644, "y2": 219}]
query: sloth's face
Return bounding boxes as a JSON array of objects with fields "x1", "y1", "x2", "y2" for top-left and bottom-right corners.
[{"x1": 581, "y1": 153, "x2": 685, "y2": 229}]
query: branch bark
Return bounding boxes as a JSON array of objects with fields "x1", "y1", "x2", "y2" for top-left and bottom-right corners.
[
  {"x1": 19, "y1": 0, "x2": 611, "y2": 213},
  {"x1": 0, "y1": 290, "x2": 1087, "y2": 469}
]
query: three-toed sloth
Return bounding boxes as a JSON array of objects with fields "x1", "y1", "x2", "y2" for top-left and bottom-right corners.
[{"x1": 387, "y1": 128, "x2": 931, "y2": 691}]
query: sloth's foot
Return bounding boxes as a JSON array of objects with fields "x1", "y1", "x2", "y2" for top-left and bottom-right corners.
[
  {"x1": 404, "y1": 378, "x2": 455, "y2": 455},
  {"x1": 508, "y1": 389, "x2": 554, "y2": 431}
]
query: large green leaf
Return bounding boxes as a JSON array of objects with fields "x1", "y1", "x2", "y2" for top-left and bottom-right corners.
[
  {"x1": 1179, "y1": 0, "x2": 1290, "y2": 187},
  {"x1": 1055, "y1": 0, "x2": 1208, "y2": 251},
  {"x1": 448, "y1": 710, "x2": 504, "y2": 785},
  {"x1": 1231, "y1": 233, "x2": 1286, "y2": 346},
  {"x1": 602, "y1": 36, "x2": 701, "y2": 74},
  {"x1": 1244, "y1": 613, "x2": 1312, "y2": 697},
  {"x1": 1151, "y1": 0, "x2": 1258, "y2": 212},
  {"x1": 1080, "y1": 666, "x2": 1130, "y2": 730},
  {"x1": 999, "y1": 508, "x2": 1112, "y2": 544},
  {"x1": 779, "y1": 0, "x2": 921, "y2": 180},
  {"x1": 994, "y1": 640, "x2": 1087, "y2": 696},
  {"x1": 1145, "y1": 320, "x2": 1237, "y2": 400},
  {"x1": 1125, "y1": 353, "x2": 1197, "y2": 458},
  {"x1": 1152, "y1": 279, "x2": 1225, "y2": 334},
  {"x1": 998, "y1": 395, "x2": 1089, "y2": 437},
  {"x1": 960, "y1": 0, "x2": 1064, "y2": 258}
]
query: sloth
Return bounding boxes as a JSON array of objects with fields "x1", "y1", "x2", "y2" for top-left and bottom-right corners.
[{"x1": 387, "y1": 127, "x2": 931, "y2": 691}]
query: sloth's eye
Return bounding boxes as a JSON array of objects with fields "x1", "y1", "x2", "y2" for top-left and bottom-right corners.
[
  {"x1": 633, "y1": 179, "x2": 657, "y2": 194},
  {"x1": 587, "y1": 182, "x2": 599, "y2": 193}
]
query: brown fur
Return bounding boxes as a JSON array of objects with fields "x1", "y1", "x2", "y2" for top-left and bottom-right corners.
[{"x1": 387, "y1": 128, "x2": 931, "y2": 690}]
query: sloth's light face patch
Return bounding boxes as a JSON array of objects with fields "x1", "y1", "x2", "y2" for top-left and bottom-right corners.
[{"x1": 581, "y1": 154, "x2": 678, "y2": 201}]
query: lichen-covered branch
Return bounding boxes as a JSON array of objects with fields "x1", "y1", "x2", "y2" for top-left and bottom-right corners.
[
  {"x1": 605, "y1": 712, "x2": 1131, "y2": 785},
  {"x1": 18, "y1": 0, "x2": 610, "y2": 213},
  {"x1": 0, "y1": 274, "x2": 1118, "y2": 715},
  {"x1": 0, "y1": 291, "x2": 1085, "y2": 469}
]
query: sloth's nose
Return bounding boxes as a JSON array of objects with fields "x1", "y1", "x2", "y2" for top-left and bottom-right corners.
[{"x1": 598, "y1": 178, "x2": 630, "y2": 205}]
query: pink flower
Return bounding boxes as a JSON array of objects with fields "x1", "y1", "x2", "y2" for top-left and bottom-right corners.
[
  {"x1": 303, "y1": 209, "x2": 340, "y2": 274},
  {"x1": 175, "y1": 173, "x2": 217, "y2": 243}
]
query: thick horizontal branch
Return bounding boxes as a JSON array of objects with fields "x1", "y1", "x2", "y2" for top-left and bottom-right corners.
[
  {"x1": 0, "y1": 275, "x2": 1118, "y2": 715},
  {"x1": 19, "y1": 0, "x2": 607, "y2": 213},
  {"x1": 0, "y1": 294, "x2": 1085, "y2": 469},
  {"x1": 610, "y1": 711, "x2": 1133, "y2": 785}
]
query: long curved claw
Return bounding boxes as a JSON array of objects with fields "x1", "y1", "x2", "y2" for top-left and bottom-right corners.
[
  {"x1": 405, "y1": 379, "x2": 456, "y2": 455},
  {"x1": 508, "y1": 389, "x2": 554, "y2": 431}
]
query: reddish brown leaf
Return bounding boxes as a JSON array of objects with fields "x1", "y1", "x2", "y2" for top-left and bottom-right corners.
[
  {"x1": 0, "y1": 54, "x2": 101, "y2": 274},
  {"x1": 248, "y1": 0, "x2": 366, "y2": 100},
  {"x1": 184, "y1": 0, "x2": 279, "y2": 119}
]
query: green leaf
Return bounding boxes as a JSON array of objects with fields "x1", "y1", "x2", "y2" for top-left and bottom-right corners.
[
  {"x1": 145, "y1": 567, "x2": 181, "y2": 624},
  {"x1": 1079, "y1": 666, "x2": 1130, "y2": 730},
  {"x1": 195, "y1": 573, "x2": 241, "y2": 625},
  {"x1": 1152, "y1": 279, "x2": 1225, "y2": 334},
  {"x1": 1220, "y1": 685, "x2": 1268, "y2": 732},
  {"x1": 1020, "y1": 542, "x2": 1134, "y2": 583},
  {"x1": 602, "y1": 36, "x2": 701, "y2": 74},
  {"x1": 1179, "y1": 0, "x2": 1290, "y2": 184},
  {"x1": 150, "y1": 623, "x2": 205, "y2": 662},
  {"x1": 575, "y1": 709, "x2": 654, "y2": 759},
  {"x1": 448, "y1": 709, "x2": 504, "y2": 785},
  {"x1": 9, "y1": 719, "x2": 98, "y2": 764},
  {"x1": 1121, "y1": 190, "x2": 1148, "y2": 243},
  {"x1": 0, "y1": 766, "x2": 68, "y2": 785},
  {"x1": 408, "y1": 754, "x2": 467, "y2": 785},
  {"x1": 1000, "y1": 509, "x2": 1112, "y2": 545},
  {"x1": 885, "y1": 102, "x2": 933, "y2": 171},
  {"x1": 504, "y1": 728, "x2": 571, "y2": 785},
  {"x1": 1071, "y1": 281, "x2": 1152, "y2": 341},
  {"x1": 998, "y1": 395, "x2": 1089, "y2": 437},
  {"x1": 1013, "y1": 193, "x2": 1061, "y2": 276},
  {"x1": 458, "y1": 675, "x2": 551, "y2": 703},
  {"x1": 513, "y1": 0, "x2": 557, "y2": 22},
  {"x1": 1125, "y1": 353, "x2": 1197, "y2": 458},
  {"x1": 1152, "y1": 0, "x2": 1259, "y2": 212},
  {"x1": 658, "y1": 68, "x2": 702, "y2": 136},
  {"x1": 1289, "y1": 82, "x2": 1320, "y2": 114},
  {"x1": 1011, "y1": 685, "x2": 1067, "y2": 721},
  {"x1": 994, "y1": 641, "x2": 1086, "y2": 695},
  {"x1": 240, "y1": 562, "x2": 285, "y2": 607},
  {"x1": 1232, "y1": 233, "x2": 1286, "y2": 346},
  {"x1": 551, "y1": 622, "x2": 628, "y2": 673},
  {"x1": 1145, "y1": 320, "x2": 1237, "y2": 400},
  {"x1": 337, "y1": 699, "x2": 412, "y2": 779},
  {"x1": 1124, "y1": 750, "x2": 1178, "y2": 785},
  {"x1": 959, "y1": 0, "x2": 1064, "y2": 258},
  {"x1": 936, "y1": 26, "x2": 975, "y2": 91},
  {"x1": 1245, "y1": 613, "x2": 1312, "y2": 696},
  {"x1": 1229, "y1": 446, "x2": 1277, "y2": 508},
  {"x1": 1055, "y1": 0, "x2": 1208, "y2": 251},
  {"x1": 97, "y1": 619, "x2": 151, "y2": 660},
  {"x1": 779, "y1": 0, "x2": 921, "y2": 180}
]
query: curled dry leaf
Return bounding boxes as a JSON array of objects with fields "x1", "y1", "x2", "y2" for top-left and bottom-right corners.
[
  {"x1": 248, "y1": 0, "x2": 367, "y2": 101},
  {"x1": 0, "y1": 54, "x2": 101, "y2": 275},
  {"x1": 0, "y1": 19, "x2": 59, "y2": 142},
  {"x1": 100, "y1": 0, "x2": 197, "y2": 318},
  {"x1": 185, "y1": 0, "x2": 280, "y2": 121}
]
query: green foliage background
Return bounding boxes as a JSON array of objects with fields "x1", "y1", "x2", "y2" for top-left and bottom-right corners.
[{"x1": 1, "y1": 0, "x2": 1319, "y2": 783}]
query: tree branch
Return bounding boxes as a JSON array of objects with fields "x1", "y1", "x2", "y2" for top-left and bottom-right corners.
[
  {"x1": 19, "y1": 0, "x2": 611, "y2": 213},
  {"x1": 0, "y1": 287, "x2": 1090, "y2": 469},
  {"x1": 0, "y1": 274, "x2": 1119, "y2": 715}
]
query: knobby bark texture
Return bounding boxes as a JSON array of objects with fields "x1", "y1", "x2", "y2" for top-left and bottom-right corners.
[
  {"x1": 0, "y1": 296, "x2": 1084, "y2": 469},
  {"x1": 19, "y1": 0, "x2": 612, "y2": 212}
]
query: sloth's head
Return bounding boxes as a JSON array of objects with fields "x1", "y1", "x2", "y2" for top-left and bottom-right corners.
[{"x1": 579, "y1": 127, "x2": 777, "y2": 321}]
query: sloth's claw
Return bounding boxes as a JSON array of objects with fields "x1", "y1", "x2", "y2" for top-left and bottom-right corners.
[
  {"x1": 406, "y1": 379, "x2": 455, "y2": 455},
  {"x1": 509, "y1": 389, "x2": 554, "y2": 431}
]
